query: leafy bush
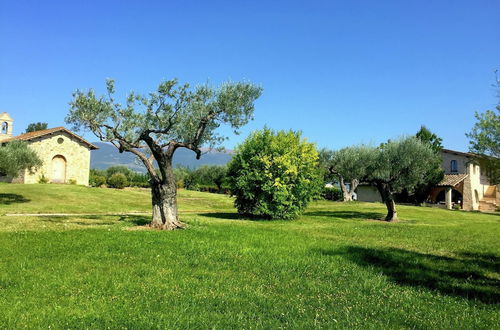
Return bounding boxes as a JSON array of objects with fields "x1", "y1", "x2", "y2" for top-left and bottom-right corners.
[
  {"x1": 68, "y1": 179, "x2": 77, "y2": 185},
  {"x1": 106, "y1": 165, "x2": 132, "y2": 179},
  {"x1": 182, "y1": 165, "x2": 228, "y2": 193},
  {"x1": 228, "y1": 128, "x2": 322, "y2": 220},
  {"x1": 90, "y1": 175, "x2": 106, "y2": 187},
  {"x1": 128, "y1": 172, "x2": 150, "y2": 188},
  {"x1": 38, "y1": 173, "x2": 49, "y2": 184},
  {"x1": 173, "y1": 167, "x2": 192, "y2": 189},
  {"x1": 107, "y1": 173, "x2": 129, "y2": 189},
  {"x1": 322, "y1": 186, "x2": 343, "y2": 201},
  {"x1": 89, "y1": 169, "x2": 106, "y2": 187}
]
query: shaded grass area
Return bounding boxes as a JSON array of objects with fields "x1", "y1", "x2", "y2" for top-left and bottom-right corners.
[{"x1": 0, "y1": 184, "x2": 499, "y2": 328}]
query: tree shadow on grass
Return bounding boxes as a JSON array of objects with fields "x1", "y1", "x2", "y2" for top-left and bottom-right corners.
[
  {"x1": 198, "y1": 212, "x2": 269, "y2": 221},
  {"x1": 304, "y1": 210, "x2": 385, "y2": 220},
  {"x1": 315, "y1": 246, "x2": 500, "y2": 304},
  {"x1": 0, "y1": 193, "x2": 30, "y2": 205},
  {"x1": 118, "y1": 215, "x2": 150, "y2": 226},
  {"x1": 40, "y1": 215, "x2": 117, "y2": 226}
]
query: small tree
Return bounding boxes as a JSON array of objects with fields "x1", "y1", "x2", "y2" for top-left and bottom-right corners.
[
  {"x1": 228, "y1": 128, "x2": 322, "y2": 220},
  {"x1": 466, "y1": 73, "x2": 500, "y2": 184},
  {"x1": 192, "y1": 165, "x2": 227, "y2": 192},
  {"x1": 106, "y1": 166, "x2": 134, "y2": 183},
  {"x1": 25, "y1": 122, "x2": 48, "y2": 133},
  {"x1": 396, "y1": 125, "x2": 444, "y2": 203},
  {"x1": 67, "y1": 78, "x2": 262, "y2": 229},
  {"x1": 0, "y1": 141, "x2": 42, "y2": 178},
  {"x1": 367, "y1": 137, "x2": 441, "y2": 221},
  {"x1": 319, "y1": 146, "x2": 373, "y2": 201},
  {"x1": 107, "y1": 172, "x2": 129, "y2": 189},
  {"x1": 210, "y1": 165, "x2": 227, "y2": 192}
]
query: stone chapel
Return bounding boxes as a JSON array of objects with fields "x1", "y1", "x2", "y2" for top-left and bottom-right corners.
[{"x1": 0, "y1": 112, "x2": 98, "y2": 185}]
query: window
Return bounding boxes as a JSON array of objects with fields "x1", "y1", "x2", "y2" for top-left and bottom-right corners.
[
  {"x1": 1, "y1": 122, "x2": 7, "y2": 134},
  {"x1": 57, "y1": 137, "x2": 64, "y2": 144},
  {"x1": 450, "y1": 160, "x2": 458, "y2": 173}
]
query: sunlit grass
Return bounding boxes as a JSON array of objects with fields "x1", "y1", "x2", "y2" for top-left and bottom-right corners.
[{"x1": 0, "y1": 184, "x2": 498, "y2": 328}]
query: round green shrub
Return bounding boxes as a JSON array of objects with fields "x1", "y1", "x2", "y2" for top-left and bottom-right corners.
[
  {"x1": 107, "y1": 173, "x2": 129, "y2": 189},
  {"x1": 322, "y1": 186, "x2": 343, "y2": 201},
  {"x1": 91, "y1": 175, "x2": 106, "y2": 187},
  {"x1": 228, "y1": 128, "x2": 322, "y2": 220}
]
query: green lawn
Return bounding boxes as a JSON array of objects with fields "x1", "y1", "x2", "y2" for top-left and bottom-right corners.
[{"x1": 0, "y1": 184, "x2": 499, "y2": 328}]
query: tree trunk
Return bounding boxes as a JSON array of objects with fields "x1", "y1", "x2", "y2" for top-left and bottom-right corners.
[
  {"x1": 377, "y1": 183, "x2": 397, "y2": 221},
  {"x1": 349, "y1": 179, "x2": 359, "y2": 200},
  {"x1": 149, "y1": 163, "x2": 184, "y2": 230},
  {"x1": 384, "y1": 196, "x2": 397, "y2": 221},
  {"x1": 339, "y1": 176, "x2": 353, "y2": 201}
]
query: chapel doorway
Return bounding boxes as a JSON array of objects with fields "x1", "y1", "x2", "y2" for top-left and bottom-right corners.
[{"x1": 51, "y1": 155, "x2": 67, "y2": 183}]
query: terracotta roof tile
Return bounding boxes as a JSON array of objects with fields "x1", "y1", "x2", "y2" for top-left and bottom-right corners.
[
  {"x1": 1, "y1": 127, "x2": 98, "y2": 149},
  {"x1": 436, "y1": 173, "x2": 468, "y2": 187}
]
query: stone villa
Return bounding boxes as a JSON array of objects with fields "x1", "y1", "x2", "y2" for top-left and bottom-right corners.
[
  {"x1": 0, "y1": 112, "x2": 98, "y2": 185},
  {"x1": 357, "y1": 148, "x2": 498, "y2": 212}
]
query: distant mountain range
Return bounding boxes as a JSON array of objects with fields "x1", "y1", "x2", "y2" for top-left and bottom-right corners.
[{"x1": 90, "y1": 142, "x2": 233, "y2": 172}]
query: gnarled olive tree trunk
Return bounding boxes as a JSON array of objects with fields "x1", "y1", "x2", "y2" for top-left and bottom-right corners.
[
  {"x1": 339, "y1": 177, "x2": 359, "y2": 202},
  {"x1": 149, "y1": 158, "x2": 184, "y2": 230},
  {"x1": 150, "y1": 182, "x2": 183, "y2": 230},
  {"x1": 375, "y1": 182, "x2": 397, "y2": 222}
]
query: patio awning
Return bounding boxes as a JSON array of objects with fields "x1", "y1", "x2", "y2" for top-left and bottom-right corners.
[{"x1": 436, "y1": 174, "x2": 468, "y2": 187}]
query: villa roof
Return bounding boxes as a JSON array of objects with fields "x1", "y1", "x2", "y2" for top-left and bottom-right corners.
[
  {"x1": 436, "y1": 173, "x2": 468, "y2": 187},
  {"x1": 1, "y1": 127, "x2": 99, "y2": 150},
  {"x1": 441, "y1": 148, "x2": 475, "y2": 158}
]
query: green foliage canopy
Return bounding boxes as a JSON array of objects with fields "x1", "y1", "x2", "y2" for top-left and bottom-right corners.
[
  {"x1": 66, "y1": 78, "x2": 263, "y2": 184},
  {"x1": 0, "y1": 141, "x2": 42, "y2": 177},
  {"x1": 466, "y1": 76, "x2": 500, "y2": 184},
  {"x1": 367, "y1": 137, "x2": 441, "y2": 194},
  {"x1": 416, "y1": 125, "x2": 443, "y2": 153},
  {"x1": 25, "y1": 122, "x2": 48, "y2": 133},
  {"x1": 107, "y1": 172, "x2": 129, "y2": 189},
  {"x1": 228, "y1": 128, "x2": 322, "y2": 220}
]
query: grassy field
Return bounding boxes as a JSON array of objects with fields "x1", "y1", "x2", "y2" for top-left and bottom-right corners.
[{"x1": 0, "y1": 183, "x2": 499, "y2": 328}]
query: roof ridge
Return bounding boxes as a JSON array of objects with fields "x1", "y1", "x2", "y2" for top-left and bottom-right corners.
[{"x1": 1, "y1": 126, "x2": 98, "y2": 149}]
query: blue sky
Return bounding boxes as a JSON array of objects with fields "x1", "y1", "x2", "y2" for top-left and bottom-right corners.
[{"x1": 1, "y1": 0, "x2": 499, "y2": 151}]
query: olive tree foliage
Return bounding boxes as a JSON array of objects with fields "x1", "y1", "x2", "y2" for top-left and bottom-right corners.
[
  {"x1": 395, "y1": 125, "x2": 444, "y2": 204},
  {"x1": 319, "y1": 146, "x2": 374, "y2": 201},
  {"x1": 466, "y1": 73, "x2": 500, "y2": 184},
  {"x1": 66, "y1": 78, "x2": 262, "y2": 230},
  {"x1": 324, "y1": 137, "x2": 441, "y2": 221},
  {"x1": 0, "y1": 141, "x2": 42, "y2": 177},
  {"x1": 228, "y1": 128, "x2": 322, "y2": 220},
  {"x1": 366, "y1": 137, "x2": 442, "y2": 221}
]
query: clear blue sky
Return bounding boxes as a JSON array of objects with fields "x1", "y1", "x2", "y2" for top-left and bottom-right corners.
[{"x1": 1, "y1": 0, "x2": 499, "y2": 151}]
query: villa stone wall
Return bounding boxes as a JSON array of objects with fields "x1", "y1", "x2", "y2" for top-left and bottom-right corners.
[
  {"x1": 356, "y1": 185, "x2": 382, "y2": 203},
  {"x1": 21, "y1": 132, "x2": 91, "y2": 185}
]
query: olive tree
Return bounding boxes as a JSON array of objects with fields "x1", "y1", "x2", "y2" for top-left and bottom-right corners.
[
  {"x1": 319, "y1": 146, "x2": 374, "y2": 201},
  {"x1": 367, "y1": 137, "x2": 441, "y2": 221},
  {"x1": 66, "y1": 79, "x2": 262, "y2": 230},
  {"x1": 0, "y1": 141, "x2": 42, "y2": 177}
]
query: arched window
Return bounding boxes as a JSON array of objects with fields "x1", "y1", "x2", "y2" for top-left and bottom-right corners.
[
  {"x1": 450, "y1": 160, "x2": 458, "y2": 173},
  {"x1": 1, "y1": 122, "x2": 8, "y2": 134}
]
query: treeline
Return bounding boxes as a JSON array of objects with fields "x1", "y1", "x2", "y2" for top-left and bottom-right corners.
[{"x1": 90, "y1": 165, "x2": 229, "y2": 193}]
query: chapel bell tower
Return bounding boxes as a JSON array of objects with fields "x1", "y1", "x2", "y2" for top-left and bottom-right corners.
[{"x1": 0, "y1": 112, "x2": 13, "y2": 142}]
